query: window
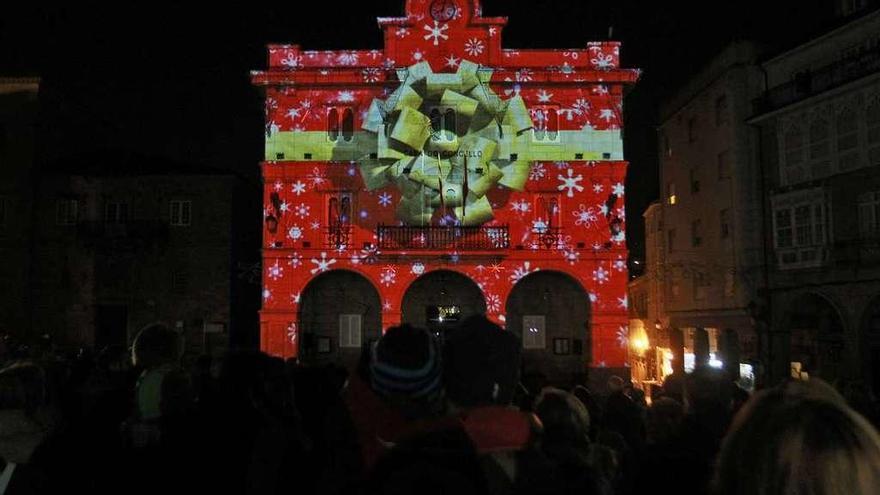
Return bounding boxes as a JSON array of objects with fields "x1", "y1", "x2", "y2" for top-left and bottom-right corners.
[
  {"x1": 772, "y1": 188, "x2": 828, "y2": 268},
  {"x1": 56, "y1": 199, "x2": 78, "y2": 225},
  {"x1": 327, "y1": 193, "x2": 353, "y2": 248},
  {"x1": 667, "y1": 183, "x2": 677, "y2": 205},
  {"x1": 693, "y1": 272, "x2": 709, "y2": 301},
  {"x1": 783, "y1": 124, "x2": 805, "y2": 184},
  {"x1": 690, "y1": 169, "x2": 700, "y2": 194},
  {"x1": 691, "y1": 220, "x2": 702, "y2": 247},
  {"x1": 342, "y1": 108, "x2": 354, "y2": 142},
  {"x1": 668, "y1": 229, "x2": 676, "y2": 252},
  {"x1": 867, "y1": 100, "x2": 880, "y2": 166},
  {"x1": 553, "y1": 338, "x2": 571, "y2": 355},
  {"x1": 809, "y1": 118, "x2": 830, "y2": 159},
  {"x1": 339, "y1": 314, "x2": 362, "y2": 348},
  {"x1": 327, "y1": 107, "x2": 355, "y2": 143},
  {"x1": 170, "y1": 200, "x2": 192, "y2": 226},
  {"x1": 715, "y1": 95, "x2": 728, "y2": 126},
  {"x1": 668, "y1": 276, "x2": 680, "y2": 301},
  {"x1": 429, "y1": 107, "x2": 457, "y2": 142},
  {"x1": 858, "y1": 192, "x2": 880, "y2": 238},
  {"x1": 532, "y1": 106, "x2": 560, "y2": 142},
  {"x1": 724, "y1": 271, "x2": 735, "y2": 298},
  {"x1": 837, "y1": 107, "x2": 859, "y2": 171},
  {"x1": 717, "y1": 150, "x2": 730, "y2": 180},
  {"x1": 105, "y1": 202, "x2": 129, "y2": 224},
  {"x1": 522, "y1": 315, "x2": 546, "y2": 349},
  {"x1": 327, "y1": 108, "x2": 340, "y2": 142},
  {"x1": 688, "y1": 117, "x2": 697, "y2": 143},
  {"x1": 720, "y1": 209, "x2": 730, "y2": 239}
]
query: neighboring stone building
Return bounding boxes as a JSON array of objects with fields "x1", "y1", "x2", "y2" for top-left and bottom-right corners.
[
  {"x1": 750, "y1": 8, "x2": 880, "y2": 388},
  {"x1": 0, "y1": 77, "x2": 40, "y2": 339},
  {"x1": 655, "y1": 41, "x2": 765, "y2": 378},
  {"x1": 252, "y1": 0, "x2": 640, "y2": 387}
]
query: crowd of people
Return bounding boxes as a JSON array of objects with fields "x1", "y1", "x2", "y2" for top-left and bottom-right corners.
[{"x1": 1, "y1": 317, "x2": 880, "y2": 494}]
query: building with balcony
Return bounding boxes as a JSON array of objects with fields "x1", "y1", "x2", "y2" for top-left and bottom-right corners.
[
  {"x1": 750, "y1": 7, "x2": 880, "y2": 389},
  {"x1": 252, "y1": 0, "x2": 640, "y2": 387}
]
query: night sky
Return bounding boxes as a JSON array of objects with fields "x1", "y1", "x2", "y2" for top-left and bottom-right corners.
[{"x1": 1, "y1": 1, "x2": 833, "y2": 258}]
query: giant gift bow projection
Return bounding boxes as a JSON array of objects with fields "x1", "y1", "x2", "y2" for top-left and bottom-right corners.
[{"x1": 253, "y1": 0, "x2": 640, "y2": 377}]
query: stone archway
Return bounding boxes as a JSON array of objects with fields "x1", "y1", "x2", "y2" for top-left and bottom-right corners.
[
  {"x1": 860, "y1": 296, "x2": 880, "y2": 396},
  {"x1": 401, "y1": 270, "x2": 486, "y2": 334},
  {"x1": 298, "y1": 270, "x2": 381, "y2": 368},
  {"x1": 785, "y1": 292, "x2": 846, "y2": 383},
  {"x1": 506, "y1": 270, "x2": 591, "y2": 384}
]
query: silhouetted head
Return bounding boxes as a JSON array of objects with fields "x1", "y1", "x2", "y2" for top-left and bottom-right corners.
[
  {"x1": 131, "y1": 323, "x2": 182, "y2": 369},
  {"x1": 534, "y1": 387, "x2": 591, "y2": 447},
  {"x1": 370, "y1": 325, "x2": 443, "y2": 418}
]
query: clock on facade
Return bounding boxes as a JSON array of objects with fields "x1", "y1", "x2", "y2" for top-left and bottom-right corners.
[{"x1": 430, "y1": 0, "x2": 457, "y2": 21}]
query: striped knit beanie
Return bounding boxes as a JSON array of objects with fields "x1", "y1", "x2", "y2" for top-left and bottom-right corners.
[{"x1": 370, "y1": 325, "x2": 442, "y2": 401}]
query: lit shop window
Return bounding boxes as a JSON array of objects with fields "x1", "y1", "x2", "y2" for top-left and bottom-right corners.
[
  {"x1": 339, "y1": 314, "x2": 362, "y2": 348},
  {"x1": 522, "y1": 315, "x2": 546, "y2": 349},
  {"x1": 532, "y1": 106, "x2": 559, "y2": 142}
]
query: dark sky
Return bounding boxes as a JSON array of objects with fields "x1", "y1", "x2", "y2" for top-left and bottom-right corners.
[{"x1": 0, "y1": 1, "x2": 833, "y2": 257}]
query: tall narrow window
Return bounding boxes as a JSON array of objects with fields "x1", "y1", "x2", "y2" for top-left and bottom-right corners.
[
  {"x1": 443, "y1": 108, "x2": 456, "y2": 136},
  {"x1": 775, "y1": 209, "x2": 793, "y2": 248},
  {"x1": 328, "y1": 108, "x2": 340, "y2": 142},
  {"x1": 717, "y1": 150, "x2": 730, "y2": 180},
  {"x1": 690, "y1": 168, "x2": 700, "y2": 194},
  {"x1": 691, "y1": 219, "x2": 702, "y2": 247},
  {"x1": 522, "y1": 315, "x2": 546, "y2": 349},
  {"x1": 783, "y1": 125, "x2": 805, "y2": 184},
  {"x1": 339, "y1": 314, "x2": 362, "y2": 348},
  {"x1": 170, "y1": 200, "x2": 192, "y2": 227},
  {"x1": 668, "y1": 229, "x2": 676, "y2": 252},
  {"x1": 532, "y1": 106, "x2": 560, "y2": 142},
  {"x1": 720, "y1": 209, "x2": 730, "y2": 239},
  {"x1": 809, "y1": 118, "x2": 830, "y2": 159},
  {"x1": 105, "y1": 202, "x2": 129, "y2": 224},
  {"x1": 859, "y1": 192, "x2": 880, "y2": 238},
  {"x1": 56, "y1": 199, "x2": 78, "y2": 226},
  {"x1": 341, "y1": 108, "x2": 354, "y2": 142}
]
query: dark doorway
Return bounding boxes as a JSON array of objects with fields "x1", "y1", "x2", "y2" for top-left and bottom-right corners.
[
  {"x1": 95, "y1": 305, "x2": 128, "y2": 350},
  {"x1": 786, "y1": 293, "x2": 845, "y2": 382},
  {"x1": 402, "y1": 270, "x2": 486, "y2": 336}
]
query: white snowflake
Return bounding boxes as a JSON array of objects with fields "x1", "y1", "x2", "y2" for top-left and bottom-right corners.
[
  {"x1": 554, "y1": 161, "x2": 570, "y2": 170},
  {"x1": 287, "y1": 225, "x2": 304, "y2": 241},
  {"x1": 285, "y1": 108, "x2": 300, "y2": 121},
  {"x1": 573, "y1": 204, "x2": 598, "y2": 227},
  {"x1": 612, "y1": 182, "x2": 625, "y2": 196},
  {"x1": 599, "y1": 109, "x2": 615, "y2": 122},
  {"x1": 310, "y1": 221, "x2": 321, "y2": 230},
  {"x1": 294, "y1": 203, "x2": 310, "y2": 218},
  {"x1": 536, "y1": 89, "x2": 554, "y2": 103},
  {"x1": 618, "y1": 296, "x2": 628, "y2": 309},
  {"x1": 281, "y1": 54, "x2": 302, "y2": 69},
  {"x1": 465, "y1": 38, "x2": 485, "y2": 56},
  {"x1": 489, "y1": 27, "x2": 498, "y2": 36},
  {"x1": 287, "y1": 253, "x2": 303, "y2": 268},
  {"x1": 593, "y1": 183, "x2": 604, "y2": 194},
  {"x1": 588, "y1": 292, "x2": 598, "y2": 303},
  {"x1": 560, "y1": 62, "x2": 574, "y2": 75},
  {"x1": 616, "y1": 207, "x2": 626, "y2": 221},
  {"x1": 267, "y1": 121, "x2": 280, "y2": 136},
  {"x1": 307, "y1": 167, "x2": 325, "y2": 186},
  {"x1": 378, "y1": 192, "x2": 392, "y2": 207},
  {"x1": 562, "y1": 249, "x2": 580, "y2": 265},
  {"x1": 380, "y1": 266, "x2": 397, "y2": 287},
  {"x1": 383, "y1": 300, "x2": 393, "y2": 310},
  {"x1": 310, "y1": 252, "x2": 337, "y2": 274},
  {"x1": 572, "y1": 98, "x2": 591, "y2": 115},
  {"x1": 486, "y1": 293, "x2": 502, "y2": 313},
  {"x1": 291, "y1": 292, "x2": 301, "y2": 304},
  {"x1": 262, "y1": 287, "x2": 274, "y2": 301},
  {"x1": 279, "y1": 202, "x2": 289, "y2": 213},
  {"x1": 273, "y1": 180, "x2": 284, "y2": 191},
  {"x1": 267, "y1": 261, "x2": 284, "y2": 281},
  {"x1": 612, "y1": 230, "x2": 626, "y2": 244},
  {"x1": 411, "y1": 262, "x2": 425, "y2": 275},
  {"x1": 395, "y1": 27, "x2": 410, "y2": 38},
  {"x1": 290, "y1": 181, "x2": 305, "y2": 195},
  {"x1": 592, "y1": 53, "x2": 614, "y2": 69},
  {"x1": 423, "y1": 21, "x2": 449, "y2": 45},
  {"x1": 616, "y1": 326, "x2": 629, "y2": 348},
  {"x1": 337, "y1": 51, "x2": 359, "y2": 65},
  {"x1": 515, "y1": 69, "x2": 533, "y2": 82},
  {"x1": 337, "y1": 91, "x2": 355, "y2": 102},
  {"x1": 510, "y1": 262, "x2": 537, "y2": 283},
  {"x1": 613, "y1": 257, "x2": 627, "y2": 272},
  {"x1": 532, "y1": 219, "x2": 549, "y2": 233},
  {"x1": 286, "y1": 323, "x2": 297, "y2": 343},
  {"x1": 592, "y1": 266, "x2": 610, "y2": 284},
  {"x1": 444, "y1": 54, "x2": 460, "y2": 68},
  {"x1": 383, "y1": 58, "x2": 396, "y2": 69},
  {"x1": 557, "y1": 169, "x2": 585, "y2": 198},
  {"x1": 529, "y1": 163, "x2": 546, "y2": 181},
  {"x1": 412, "y1": 50, "x2": 423, "y2": 61},
  {"x1": 510, "y1": 200, "x2": 531, "y2": 214},
  {"x1": 598, "y1": 203, "x2": 610, "y2": 216},
  {"x1": 362, "y1": 68, "x2": 381, "y2": 83}
]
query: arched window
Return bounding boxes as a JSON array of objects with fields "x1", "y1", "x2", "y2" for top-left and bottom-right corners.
[
  {"x1": 837, "y1": 107, "x2": 858, "y2": 153},
  {"x1": 327, "y1": 108, "x2": 340, "y2": 142},
  {"x1": 430, "y1": 108, "x2": 442, "y2": 136},
  {"x1": 342, "y1": 108, "x2": 354, "y2": 142},
  {"x1": 443, "y1": 108, "x2": 456, "y2": 140},
  {"x1": 547, "y1": 108, "x2": 559, "y2": 141}
]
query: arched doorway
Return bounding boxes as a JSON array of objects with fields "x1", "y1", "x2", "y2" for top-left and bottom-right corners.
[
  {"x1": 298, "y1": 270, "x2": 381, "y2": 368},
  {"x1": 861, "y1": 296, "x2": 880, "y2": 396},
  {"x1": 401, "y1": 270, "x2": 486, "y2": 335},
  {"x1": 506, "y1": 271, "x2": 591, "y2": 384},
  {"x1": 786, "y1": 293, "x2": 845, "y2": 383}
]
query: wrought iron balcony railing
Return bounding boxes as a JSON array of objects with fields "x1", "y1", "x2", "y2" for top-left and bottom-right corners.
[
  {"x1": 532, "y1": 227, "x2": 565, "y2": 249},
  {"x1": 377, "y1": 224, "x2": 510, "y2": 250},
  {"x1": 325, "y1": 224, "x2": 353, "y2": 249}
]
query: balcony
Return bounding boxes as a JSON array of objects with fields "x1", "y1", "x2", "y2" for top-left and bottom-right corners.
[
  {"x1": 376, "y1": 224, "x2": 510, "y2": 251},
  {"x1": 754, "y1": 45, "x2": 880, "y2": 114},
  {"x1": 325, "y1": 224, "x2": 353, "y2": 249}
]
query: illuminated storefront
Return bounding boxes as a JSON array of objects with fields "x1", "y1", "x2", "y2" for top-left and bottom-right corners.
[{"x1": 251, "y1": 0, "x2": 640, "y2": 383}]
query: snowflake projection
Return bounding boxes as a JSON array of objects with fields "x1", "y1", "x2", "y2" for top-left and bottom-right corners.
[
  {"x1": 310, "y1": 221, "x2": 321, "y2": 230},
  {"x1": 267, "y1": 261, "x2": 284, "y2": 281},
  {"x1": 423, "y1": 21, "x2": 449, "y2": 45},
  {"x1": 281, "y1": 54, "x2": 302, "y2": 69},
  {"x1": 287, "y1": 225, "x2": 304, "y2": 241},
  {"x1": 273, "y1": 180, "x2": 284, "y2": 192},
  {"x1": 307, "y1": 167, "x2": 326, "y2": 186},
  {"x1": 562, "y1": 249, "x2": 580, "y2": 265},
  {"x1": 613, "y1": 257, "x2": 627, "y2": 272},
  {"x1": 612, "y1": 230, "x2": 626, "y2": 244},
  {"x1": 612, "y1": 182, "x2": 625, "y2": 196},
  {"x1": 287, "y1": 252, "x2": 303, "y2": 269},
  {"x1": 532, "y1": 219, "x2": 549, "y2": 234},
  {"x1": 310, "y1": 252, "x2": 337, "y2": 274},
  {"x1": 347, "y1": 165, "x2": 358, "y2": 176},
  {"x1": 358, "y1": 245, "x2": 380, "y2": 265},
  {"x1": 593, "y1": 266, "x2": 610, "y2": 284},
  {"x1": 262, "y1": 288, "x2": 272, "y2": 301},
  {"x1": 383, "y1": 300, "x2": 393, "y2": 310},
  {"x1": 557, "y1": 169, "x2": 585, "y2": 198},
  {"x1": 573, "y1": 204, "x2": 599, "y2": 227},
  {"x1": 572, "y1": 98, "x2": 591, "y2": 115},
  {"x1": 465, "y1": 38, "x2": 485, "y2": 56},
  {"x1": 285, "y1": 107, "x2": 301, "y2": 120},
  {"x1": 536, "y1": 89, "x2": 553, "y2": 102},
  {"x1": 337, "y1": 52, "x2": 359, "y2": 65},
  {"x1": 291, "y1": 292, "x2": 301, "y2": 304},
  {"x1": 510, "y1": 262, "x2": 536, "y2": 283},
  {"x1": 598, "y1": 203, "x2": 610, "y2": 216},
  {"x1": 412, "y1": 50, "x2": 424, "y2": 61},
  {"x1": 515, "y1": 68, "x2": 533, "y2": 82},
  {"x1": 592, "y1": 53, "x2": 614, "y2": 69},
  {"x1": 294, "y1": 203, "x2": 310, "y2": 218},
  {"x1": 618, "y1": 296, "x2": 628, "y2": 309},
  {"x1": 592, "y1": 183, "x2": 604, "y2": 194},
  {"x1": 383, "y1": 58, "x2": 396, "y2": 69},
  {"x1": 286, "y1": 323, "x2": 297, "y2": 343},
  {"x1": 560, "y1": 62, "x2": 574, "y2": 75},
  {"x1": 489, "y1": 26, "x2": 498, "y2": 36},
  {"x1": 380, "y1": 266, "x2": 398, "y2": 287},
  {"x1": 593, "y1": 84, "x2": 610, "y2": 95},
  {"x1": 510, "y1": 200, "x2": 531, "y2": 214},
  {"x1": 616, "y1": 325, "x2": 629, "y2": 348},
  {"x1": 395, "y1": 27, "x2": 410, "y2": 38},
  {"x1": 378, "y1": 192, "x2": 393, "y2": 207},
  {"x1": 616, "y1": 207, "x2": 626, "y2": 221},
  {"x1": 592, "y1": 242, "x2": 604, "y2": 252},
  {"x1": 553, "y1": 161, "x2": 570, "y2": 170},
  {"x1": 337, "y1": 91, "x2": 355, "y2": 102},
  {"x1": 486, "y1": 293, "x2": 502, "y2": 313},
  {"x1": 599, "y1": 109, "x2": 615, "y2": 122},
  {"x1": 489, "y1": 263, "x2": 505, "y2": 279},
  {"x1": 588, "y1": 292, "x2": 598, "y2": 303},
  {"x1": 361, "y1": 68, "x2": 381, "y2": 83},
  {"x1": 529, "y1": 163, "x2": 546, "y2": 181},
  {"x1": 444, "y1": 55, "x2": 460, "y2": 68},
  {"x1": 359, "y1": 210, "x2": 369, "y2": 220},
  {"x1": 411, "y1": 262, "x2": 425, "y2": 276},
  {"x1": 279, "y1": 202, "x2": 289, "y2": 213}
]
